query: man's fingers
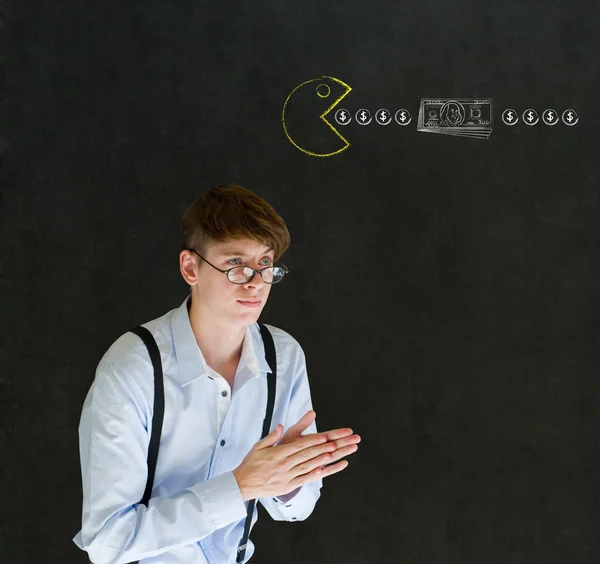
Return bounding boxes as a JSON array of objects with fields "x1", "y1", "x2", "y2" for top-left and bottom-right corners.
[
  {"x1": 294, "y1": 428, "x2": 361, "y2": 448},
  {"x1": 276, "y1": 431, "x2": 328, "y2": 457},
  {"x1": 321, "y1": 460, "x2": 349, "y2": 476},
  {"x1": 293, "y1": 410, "x2": 316, "y2": 428},
  {"x1": 271, "y1": 425, "x2": 361, "y2": 460},
  {"x1": 290, "y1": 440, "x2": 358, "y2": 476},
  {"x1": 327, "y1": 443, "x2": 358, "y2": 463},
  {"x1": 255, "y1": 424, "x2": 283, "y2": 449},
  {"x1": 290, "y1": 459, "x2": 349, "y2": 487},
  {"x1": 328, "y1": 428, "x2": 353, "y2": 439},
  {"x1": 317, "y1": 428, "x2": 358, "y2": 442},
  {"x1": 329, "y1": 433, "x2": 361, "y2": 448}
]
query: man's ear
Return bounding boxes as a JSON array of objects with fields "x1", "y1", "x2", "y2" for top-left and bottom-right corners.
[{"x1": 180, "y1": 250, "x2": 199, "y2": 286}]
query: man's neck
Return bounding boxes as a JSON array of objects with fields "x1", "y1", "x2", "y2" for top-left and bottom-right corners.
[{"x1": 187, "y1": 294, "x2": 246, "y2": 368}]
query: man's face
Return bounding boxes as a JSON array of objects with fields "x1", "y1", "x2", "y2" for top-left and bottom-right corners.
[{"x1": 194, "y1": 238, "x2": 275, "y2": 326}]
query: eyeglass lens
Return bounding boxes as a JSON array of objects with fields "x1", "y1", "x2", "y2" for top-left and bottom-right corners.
[{"x1": 228, "y1": 266, "x2": 284, "y2": 284}]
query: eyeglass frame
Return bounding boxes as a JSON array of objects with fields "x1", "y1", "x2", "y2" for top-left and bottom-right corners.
[{"x1": 186, "y1": 248, "x2": 289, "y2": 284}]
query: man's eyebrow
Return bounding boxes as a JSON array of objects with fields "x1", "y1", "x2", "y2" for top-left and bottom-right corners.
[{"x1": 217, "y1": 249, "x2": 274, "y2": 258}]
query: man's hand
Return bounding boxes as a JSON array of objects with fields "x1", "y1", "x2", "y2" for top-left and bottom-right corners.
[
  {"x1": 277, "y1": 410, "x2": 361, "y2": 500},
  {"x1": 278, "y1": 410, "x2": 360, "y2": 458},
  {"x1": 232, "y1": 410, "x2": 360, "y2": 502}
]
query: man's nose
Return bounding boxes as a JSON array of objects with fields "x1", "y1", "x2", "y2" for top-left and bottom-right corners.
[{"x1": 246, "y1": 270, "x2": 265, "y2": 285}]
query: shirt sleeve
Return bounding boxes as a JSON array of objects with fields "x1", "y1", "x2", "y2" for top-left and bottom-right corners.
[
  {"x1": 258, "y1": 344, "x2": 323, "y2": 522},
  {"x1": 73, "y1": 360, "x2": 247, "y2": 564}
]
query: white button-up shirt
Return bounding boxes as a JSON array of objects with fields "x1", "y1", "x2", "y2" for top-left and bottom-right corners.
[{"x1": 72, "y1": 294, "x2": 322, "y2": 564}]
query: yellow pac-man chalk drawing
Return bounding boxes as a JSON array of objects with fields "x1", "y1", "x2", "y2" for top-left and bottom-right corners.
[{"x1": 282, "y1": 76, "x2": 352, "y2": 157}]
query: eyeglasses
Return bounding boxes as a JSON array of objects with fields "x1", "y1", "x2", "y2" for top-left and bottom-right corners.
[{"x1": 187, "y1": 249, "x2": 289, "y2": 284}]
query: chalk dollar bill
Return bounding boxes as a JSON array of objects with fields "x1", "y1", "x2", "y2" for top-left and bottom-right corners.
[{"x1": 417, "y1": 99, "x2": 493, "y2": 138}]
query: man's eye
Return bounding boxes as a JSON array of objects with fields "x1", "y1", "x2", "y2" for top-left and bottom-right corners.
[{"x1": 227, "y1": 257, "x2": 272, "y2": 266}]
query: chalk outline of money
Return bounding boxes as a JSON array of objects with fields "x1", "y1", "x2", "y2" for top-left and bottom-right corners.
[
  {"x1": 282, "y1": 76, "x2": 353, "y2": 157},
  {"x1": 502, "y1": 109, "x2": 519, "y2": 125},
  {"x1": 335, "y1": 108, "x2": 351, "y2": 125},
  {"x1": 440, "y1": 100, "x2": 466, "y2": 126},
  {"x1": 417, "y1": 98, "x2": 493, "y2": 138},
  {"x1": 395, "y1": 109, "x2": 412, "y2": 125},
  {"x1": 356, "y1": 109, "x2": 372, "y2": 125},
  {"x1": 562, "y1": 109, "x2": 578, "y2": 125},
  {"x1": 523, "y1": 108, "x2": 539, "y2": 125},
  {"x1": 375, "y1": 109, "x2": 392, "y2": 125},
  {"x1": 542, "y1": 109, "x2": 559, "y2": 126}
]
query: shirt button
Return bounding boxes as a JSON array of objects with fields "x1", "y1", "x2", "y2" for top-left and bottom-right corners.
[
  {"x1": 220, "y1": 440, "x2": 226, "y2": 446},
  {"x1": 221, "y1": 390, "x2": 228, "y2": 397}
]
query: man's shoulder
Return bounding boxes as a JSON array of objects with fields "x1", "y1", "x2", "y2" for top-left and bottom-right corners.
[
  {"x1": 255, "y1": 322, "x2": 305, "y2": 358},
  {"x1": 98, "y1": 306, "x2": 176, "y2": 373}
]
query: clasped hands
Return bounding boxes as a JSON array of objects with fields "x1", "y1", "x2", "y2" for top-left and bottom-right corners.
[{"x1": 233, "y1": 410, "x2": 360, "y2": 502}]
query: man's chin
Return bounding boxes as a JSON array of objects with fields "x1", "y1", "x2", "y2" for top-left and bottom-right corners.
[{"x1": 232, "y1": 302, "x2": 263, "y2": 322}]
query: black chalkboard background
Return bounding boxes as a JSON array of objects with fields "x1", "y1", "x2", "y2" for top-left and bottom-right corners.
[{"x1": 3, "y1": 1, "x2": 600, "y2": 563}]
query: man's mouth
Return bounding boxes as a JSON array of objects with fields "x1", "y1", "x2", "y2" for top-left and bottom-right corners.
[{"x1": 237, "y1": 300, "x2": 261, "y2": 307}]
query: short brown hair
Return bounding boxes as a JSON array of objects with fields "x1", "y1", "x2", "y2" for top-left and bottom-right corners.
[{"x1": 180, "y1": 183, "x2": 291, "y2": 263}]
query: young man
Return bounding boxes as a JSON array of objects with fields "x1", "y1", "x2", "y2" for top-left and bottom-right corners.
[{"x1": 73, "y1": 184, "x2": 361, "y2": 564}]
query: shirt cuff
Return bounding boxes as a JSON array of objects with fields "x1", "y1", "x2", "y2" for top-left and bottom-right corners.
[
  {"x1": 192, "y1": 471, "x2": 248, "y2": 530},
  {"x1": 260, "y1": 479, "x2": 322, "y2": 521},
  {"x1": 275, "y1": 486, "x2": 301, "y2": 503}
]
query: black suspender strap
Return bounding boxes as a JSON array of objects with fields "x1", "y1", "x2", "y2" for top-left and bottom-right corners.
[
  {"x1": 90, "y1": 326, "x2": 164, "y2": 564},
  {"x1": 129, "y1": 326, "x2": 165, "y2": 506},
  {"x1": 128, "y1": 325, "x2": 165, "y2": 564},
  {"x1": 236, "y1": 322, "x2": 277, "y2": 563}
]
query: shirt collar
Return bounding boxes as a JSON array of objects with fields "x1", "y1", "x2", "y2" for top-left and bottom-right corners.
[{"x1": 171, "y1": 294, "x2": 272, "y2": 388}]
